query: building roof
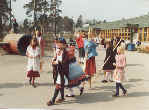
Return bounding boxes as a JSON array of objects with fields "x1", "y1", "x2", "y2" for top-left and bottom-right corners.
[
  {"x1": 95, "y1": 14, "x2": 149, "y2": 30},
  {"x1": 77, "y1": 14, "x2": 149, "y2": 31}
]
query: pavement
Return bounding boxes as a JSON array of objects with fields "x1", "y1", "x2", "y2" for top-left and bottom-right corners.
[{"x1": 0, "y1": 47, "x2": 149, "y2": 110}]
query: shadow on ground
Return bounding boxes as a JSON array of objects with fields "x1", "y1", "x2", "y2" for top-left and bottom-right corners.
[
  {"x1": 127, "y1": 64, "x2": 144, "y2": 67},
  {"x1": 38, "y1": 83, "x2": 54, "y2": 87},
  {"x1": 0, "y1": 83, "x2": 23, "y2": 89},
  {"x1": 128, "y1": 78, "x2": 144, "y2": 82},
  {"x1": 91, "y1": 84, "x2": 135, "y2": 91},
  {"x1": 63, "y1": 91, "x2": 114, "y2": 105},
  {"x1": 127, "y1": 92, "x2": 149, "y2": 97}
]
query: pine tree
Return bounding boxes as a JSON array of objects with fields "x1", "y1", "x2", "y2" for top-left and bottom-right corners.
[
  {"x1": 76, "y1": 15, "x2": 83, "y2": 28},
  {"x1": 0, "y1": 0, "x2": 16, "y2": 38}
]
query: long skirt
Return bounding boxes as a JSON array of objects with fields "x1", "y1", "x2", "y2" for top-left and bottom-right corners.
[
  {"x1": 85, "y1": 56, "x2": 96, "y2": 76},
  {"x1": 56, "y1": 74, "x2": 87, "y2": 88},
  {"x1": 27, "y1": 70, "x2": 40, "y2": 78}
]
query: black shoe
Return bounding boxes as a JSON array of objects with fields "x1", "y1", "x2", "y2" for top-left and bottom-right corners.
[
  {"x1": 123, "y1": 90, "x2": 128, "y2": 96},
  {"x1": 112, "y1": 94, "x2": 119, "y2": 97},
  {"x1": 102, "y1": 80, "x2": 108, "y2": 83},
  {"x1": 47, "y1": 100, "x2": 54, "y2": 106},
  {"x1": 80, "y1": 87, "x2": 84, "y2": 96},
  {"x1": 32, "y1": 84, "x2": 36, "y2": 88}
]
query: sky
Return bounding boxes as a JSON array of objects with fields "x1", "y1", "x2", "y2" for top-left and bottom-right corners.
[{"x1": 12, "y1": 0, "x2": 149, "y2": 23}]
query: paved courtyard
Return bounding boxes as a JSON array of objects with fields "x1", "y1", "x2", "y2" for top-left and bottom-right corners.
[{"x1": 0, "y1": 47, "x2": 149, "y2": 110}]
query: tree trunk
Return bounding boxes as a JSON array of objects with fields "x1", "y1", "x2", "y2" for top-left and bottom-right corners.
[{"x1": 0, "y1": 16, "x2": 3, "y2": 39}]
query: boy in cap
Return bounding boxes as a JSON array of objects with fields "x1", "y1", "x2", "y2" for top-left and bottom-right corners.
[{"x1": 47, "y1": 37, "x2": 70, "y2": 106}]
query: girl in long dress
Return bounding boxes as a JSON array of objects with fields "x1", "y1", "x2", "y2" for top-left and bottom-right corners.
[
  {"x1": 112, "y1": 46, "x2": 127, "y2": 97},
  {"x1": 102, "y1": 41, "x2": 116, "y2": 83},
  {"x1": 26, "y1": 37, "x2": 40, "y2": 88}
]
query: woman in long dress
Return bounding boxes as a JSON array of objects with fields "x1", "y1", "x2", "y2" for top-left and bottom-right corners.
[{"x1": 26, "y1": 37, "x2": 40, "y2": 88}]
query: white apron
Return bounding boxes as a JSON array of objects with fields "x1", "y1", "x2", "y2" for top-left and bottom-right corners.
[{"x1": 26, "y1": 46, "x2": 40, "y2": 72}]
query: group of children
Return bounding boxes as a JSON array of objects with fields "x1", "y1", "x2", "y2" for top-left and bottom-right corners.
[
  {"x1": 101, "y1": 39, "x2": 127, "y2": 97},
  {"x1": 26, "y1": 31, "x2": 127, "y2": 106}
]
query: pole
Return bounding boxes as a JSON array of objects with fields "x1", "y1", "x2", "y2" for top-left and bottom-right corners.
[
  {"x1": 102, "y1": 39, "x2": 122, "y2": 68},
  {"x1": 54, "y1": 0, "x2": 57, "y2": 37},
  {"x1": 34, "y1": 0, "x2": 37, "y2": 30},
  {"x1": 9, "y1": 0, "x2": 12, "y2": 28},
  {"x1": 55, "y1": 17, "x2": 56, "y2": 36}
]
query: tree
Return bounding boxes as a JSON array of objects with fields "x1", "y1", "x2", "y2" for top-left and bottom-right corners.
[
  {"x1": 63, "y1": 16, "x2": 74, "y2": 32},
  {"x1": 24, "y1": 0, "x2": 50, "y2": 32},
  {"x1": 103, "y1": 19, "x2": 107, "y2": 23},
  {"x1": 0, "y1": 0, "x2": 16, "y2": 38},
  {"x1": 24, "y1": 0, "x2": 62, "y2": 35},
  {"x1": 50, "y1": 0, "x2": 62, "y2": 35},
  {"x1": 23, "y1": 18, "x2": 30, "y2": 33},
  {"x1": 76, "y1": 15, "x2": 83, "y2": 28},
  {"x1": 24, "y1": 0, "x2": 50, "y2": 18}
]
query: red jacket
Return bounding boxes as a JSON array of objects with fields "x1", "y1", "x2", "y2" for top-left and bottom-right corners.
[{"x1": 76, "y1": 35, "x2": 84, "y2": 48}]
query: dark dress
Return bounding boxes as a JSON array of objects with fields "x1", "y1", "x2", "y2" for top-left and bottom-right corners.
[
  {"x1": 103, "y1": 47, "x2": 116, "y2": 71},
  {"x1": 52, "y1": 49, "x2": 70, "y2": 87}
]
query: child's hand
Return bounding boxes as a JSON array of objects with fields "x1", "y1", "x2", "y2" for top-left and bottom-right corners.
[
  {"x1": 29, "y1": 56, "x2": 34, "y2": 59},
  {"x1": 113, "y1": 63, "x2": 116, "y2": 66},
  {"x1": 52, "y1": 61, "x2": 57, "y2": 65}
]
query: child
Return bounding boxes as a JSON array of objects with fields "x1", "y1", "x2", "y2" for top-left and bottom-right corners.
[
  {"x1": 65, "y1": 43, "x2": 85, "y2": 97},
  {"x1": 102, "y1": 41, "x2": 116, "y2": 83},
  {"x1": 26, "y1": 37, "x2": 40, "y2": 88},
  {"x1": 84, "y1": 38, "x2": 98, "y2": 88},
  {"x1": 76, "y1": 33, "x2": 85, "y2": 64},
  {"x1": 113, "y1": 47, "x2": 127, "y2": 97},
  {"x1": 47, "y1": 38, "x2": 70, "y2": 106}
]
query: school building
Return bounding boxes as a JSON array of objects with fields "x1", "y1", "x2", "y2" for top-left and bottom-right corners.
[{"x1": 80, "y1": 14, "x2": 149, "y2": 42}]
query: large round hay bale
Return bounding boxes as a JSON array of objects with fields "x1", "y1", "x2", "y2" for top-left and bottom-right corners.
[{"x1": 3, "y1": 34, "x2": 32, "y2": 55}]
